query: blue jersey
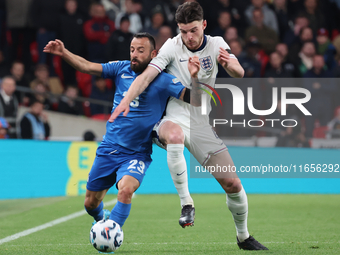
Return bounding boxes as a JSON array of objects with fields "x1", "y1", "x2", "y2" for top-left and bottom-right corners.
[{"x1": 101, "y1": 61, "x2": 185, "y2": 155}]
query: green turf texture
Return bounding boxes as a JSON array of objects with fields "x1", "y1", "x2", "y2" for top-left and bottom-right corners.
[{"x1": 0, "y1": 194, "x2": 339, "y2": 254}]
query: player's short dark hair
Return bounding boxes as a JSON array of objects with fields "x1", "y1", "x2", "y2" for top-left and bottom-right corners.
[
  {"x1": 175, "y1": 2, "x2": 204, "y2": 24},
  {"x1": 133, "y1": 32, "x2": 156, "y2": 51}
]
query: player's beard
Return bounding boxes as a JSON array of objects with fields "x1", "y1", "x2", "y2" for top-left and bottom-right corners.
[
  {"x1": 130, "y1": 58, "x2": 150, "y2": 73},
  {"x1": 185, "y1": 34, "x2": 204, "y2": 51}
]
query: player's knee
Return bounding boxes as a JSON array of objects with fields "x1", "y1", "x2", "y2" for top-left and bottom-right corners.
[
  {"x1": 223, "y1": 178, "x2": 242, "y2": 194},
  {"x1": 166, "y1": 129, "x2": 184, "y2": 144},
  {"x1": 118, "y1": 185, "x2": 134, "y2": 202}
]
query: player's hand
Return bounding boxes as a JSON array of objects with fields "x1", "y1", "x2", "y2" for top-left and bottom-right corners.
[
  {"x1": 108, "y1": 99, "x2": 130, "y2": 122},
  {"x1": 188, "y1": 56, "x2": 200, "y2": 78},
  {"x1": 217, "y1": 47, "x2": 231, "y2": 69},
  {"x1": 43, "y1": 39, "x2": 65, "y2": 57}
]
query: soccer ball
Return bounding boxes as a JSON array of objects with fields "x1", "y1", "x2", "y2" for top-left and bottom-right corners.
[{"x1": 90, "y1": 219, "x2": 124, "y2": 253}]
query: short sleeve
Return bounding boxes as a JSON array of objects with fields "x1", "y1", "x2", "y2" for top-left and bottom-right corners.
[
  {"x1": 166, "y1": 76, "x2": 185, "y2": 99},
  {"x1": 101, "y1": 61, "x2": 125, "y2": 79},
  {"x1": 214, "y1": 36, "x2": 237, "y2": 60},
  {"x1": 149, "y1": 39, "x2": 175, "y2": 73}
]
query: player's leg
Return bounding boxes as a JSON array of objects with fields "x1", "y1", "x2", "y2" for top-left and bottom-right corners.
[
  {"x1": 84, "y1": 141, "x2": 119, "y2": 223},
  {"x1": 157, "y1": 120, "x2": 195, "y2": 227},
  {"x1": 206, "y1": 150, "x2": 268, "y2": 250},
  {"x1": 158, "y1": 120, "x2": 194, "y2": 207},
  {"x1": 109, "y1": 175, "x2": 140, "y2": 227},
  {"x1": 84, "y1": 188, "x2": 110, "y2": 222},
  {"x1": 190, "y1": 125, "x2": 267, "y2": 250},
  {"x1": 109, "y1": 151, "x2": 152, "y2": 227},
  {"x1": 204, "y1": 151, "x2": 248, "y2": 239},
  {"x1": 191, "y1": 125, "x2": 248, "y2": 239}
]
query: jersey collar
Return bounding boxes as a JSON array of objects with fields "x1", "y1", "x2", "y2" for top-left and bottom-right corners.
[{"x1": 188, "y1": 35, "x2": 207, "y2": 53}]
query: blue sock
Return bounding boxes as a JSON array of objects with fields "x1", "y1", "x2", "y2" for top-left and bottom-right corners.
[
  {"x1": 85, "y1": 201, "x2": 104, "y2": 222},
  {"x1": 110, "y1": 201, "x2": 131, "y2": 227}
]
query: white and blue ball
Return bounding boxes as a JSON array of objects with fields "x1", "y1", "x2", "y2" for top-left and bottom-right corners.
[{"x1": 90, "y1": 219, "x2": 124, "y2": 253}]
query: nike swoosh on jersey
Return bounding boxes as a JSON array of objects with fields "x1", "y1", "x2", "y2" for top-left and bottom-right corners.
[
  {"x1": 179, "y1": 58, "x2": 188, "y2": 62},
  {"x1": 129, "y1": 170, "x2": 142, "y2": 175},
  {"x1": 121, "y1": 73, "x2": 134, "y2": 79}
]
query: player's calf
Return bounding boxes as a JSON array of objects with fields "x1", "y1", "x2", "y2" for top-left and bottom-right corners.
[
  {"x1": 109, "y1": 175, "x2": 139, "y2": 227},
  {"x1": 85, "y1": 189, "x2": 108, "y2": 222}
]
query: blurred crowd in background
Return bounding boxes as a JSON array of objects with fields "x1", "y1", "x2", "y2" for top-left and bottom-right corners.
[{"x1": 0, "y1": 0, "x2": 339, "y2": 146}]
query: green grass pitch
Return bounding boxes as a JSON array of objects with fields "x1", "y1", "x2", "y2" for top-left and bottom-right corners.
[{"x1": 0, "y1": 194, "x2": 339, "y2": 254}]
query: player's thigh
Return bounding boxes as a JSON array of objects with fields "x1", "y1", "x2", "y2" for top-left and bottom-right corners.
[
  {"x1": 153, "y1": 119, "x2": 185, "y2": 148},
  {"x1": 116, "y1": 153, "x2": 152, "y2": 191},
  {"x1": 117, "y1": 175, "x2": 140, "y2": 191},
  {"x1": 206, "y1": 150, "x2": 242, "y2": 193},
  {"x1": 86, "y1": 142, "x2": 119, "y2": 192},
  {"x1": 189, "y1": 124, "x2": 227, "y2": 166}
]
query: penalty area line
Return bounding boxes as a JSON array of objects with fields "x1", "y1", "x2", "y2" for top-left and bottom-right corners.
[{"x1": 0, "y1": 198, "x2": 118, "y2": 245}]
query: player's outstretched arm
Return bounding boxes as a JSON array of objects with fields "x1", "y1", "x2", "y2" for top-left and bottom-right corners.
[
  {"x1": 108, "y1": 66, "x2": 159, "y2": 122},
  {"x1": 179, "y1": 56, "x2": 201, "y2": 106},
  {"x1": 218, "y1": 47, "x2": 244, "y2": 78},
  {"x1": 43, "y1": 39, "x2": 102, "y2": 76}
]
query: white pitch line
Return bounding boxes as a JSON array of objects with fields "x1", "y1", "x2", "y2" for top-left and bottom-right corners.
[{"x1": 0, "y1": 198, "x2": 118, "y2": 245}]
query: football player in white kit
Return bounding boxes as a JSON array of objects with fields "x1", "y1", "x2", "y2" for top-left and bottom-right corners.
[{"x1": 109, "y1": 2, "x2": 267, "y2": 250}]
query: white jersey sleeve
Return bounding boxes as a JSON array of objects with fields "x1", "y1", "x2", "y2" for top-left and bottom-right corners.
[
  {"x1": 149, "y1": 38, "x2": 175, "y2": 73},
  {"x1": 213, "y1": 36, "x2": 237, "y2": 60}
]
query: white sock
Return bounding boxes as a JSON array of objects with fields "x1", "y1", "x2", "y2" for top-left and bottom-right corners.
[
  {"x1": 227, "y1": 186, "x2": 249, "y2": 242},
  {"x1": 167, "y1": 144, "x2": 194, "y2": 207}
]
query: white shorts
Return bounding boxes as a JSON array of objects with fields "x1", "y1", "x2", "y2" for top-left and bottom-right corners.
[{"x1": 152, "y1": 116, "x2": 228, "y2": 166}]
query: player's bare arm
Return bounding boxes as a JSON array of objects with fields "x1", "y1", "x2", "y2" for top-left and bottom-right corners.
[
  {"x1": 218, "y1": 47, "x2": 244, "y2": 78},
  {"x1": 108, "y1": 66, "x2": 159, "y2": 122},
  {"x1": 178, "y1": 56, "x2": 201, "y2": 106},
  {"x1": 43, "y1": 39, "x2": 102, "y2": 76},
  {"x1": 187, "y1": 56, "x2": 202, "y2": 106}
]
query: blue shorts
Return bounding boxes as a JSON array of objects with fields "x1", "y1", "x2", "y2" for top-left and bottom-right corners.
[{"x1": 86, "y1": 141, "x2": 152, "y2": 192}]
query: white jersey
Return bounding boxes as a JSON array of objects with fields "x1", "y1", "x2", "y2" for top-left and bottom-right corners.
[{"x1": 149, "y1": 34, "x2": 236, "y2": 125}]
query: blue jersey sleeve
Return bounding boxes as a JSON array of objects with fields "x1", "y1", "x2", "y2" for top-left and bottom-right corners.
[
  {"x1": 165, "y1": 76, "x2": 185, "y2": 99},
  {"x1": 101, "y1": 61, "x2": 126, "y2": 79}
]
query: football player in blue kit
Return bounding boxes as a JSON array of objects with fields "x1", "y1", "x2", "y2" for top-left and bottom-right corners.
[{"x1": 43, "y1": 33, "x2": 200, "y2": 228}]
